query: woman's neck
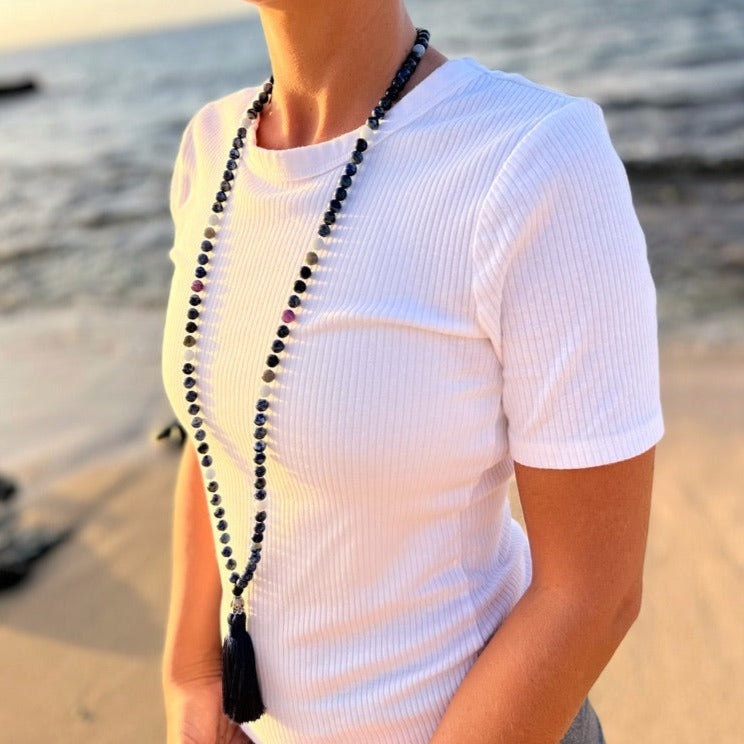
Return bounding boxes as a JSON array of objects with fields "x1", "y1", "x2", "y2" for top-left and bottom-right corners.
[{"x1": 253, "y1": 0, "x2": 447, "y2": 149}]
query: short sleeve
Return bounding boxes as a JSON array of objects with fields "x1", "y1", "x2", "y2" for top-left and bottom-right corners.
[
  {"x1": 472, "y1": 97, "x2": 664, "y2": 469},
  {"x1": 167, "y1": 115, "x2": 197, "y2": 264}
]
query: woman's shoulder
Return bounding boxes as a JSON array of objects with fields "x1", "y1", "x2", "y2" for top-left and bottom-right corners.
[
  {"x1": 444, "y1": 56, "x2": 605, "y2": 144},
  {"x1": 182, "y1": 85, "x2": 260, "y2": 148}
]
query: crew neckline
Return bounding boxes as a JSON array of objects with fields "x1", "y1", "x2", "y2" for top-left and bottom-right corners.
[{"x1": 243, "y1": 57, "x2": 487, "y2": 183}]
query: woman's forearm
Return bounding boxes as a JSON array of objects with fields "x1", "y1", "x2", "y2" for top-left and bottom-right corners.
[
  {"x1": 430, "y1": 580, "x2": 640, "y2": 744},
  {"x1": 162, "y1": 441, "x2": 223, "y2": 693}
]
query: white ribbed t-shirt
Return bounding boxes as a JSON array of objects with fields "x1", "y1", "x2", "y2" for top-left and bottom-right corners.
[{"x1": 161, "y1": 57, "x2": 664, "y2": 743}]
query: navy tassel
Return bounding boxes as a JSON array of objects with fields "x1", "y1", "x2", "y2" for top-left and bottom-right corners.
[{"x1": 222, "y1": 598, "x2": 265, "y2": 723}]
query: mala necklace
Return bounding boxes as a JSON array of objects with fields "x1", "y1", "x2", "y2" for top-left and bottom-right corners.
[{"x1": 180, "y1": 29, "x2": 430, "y2": 724}]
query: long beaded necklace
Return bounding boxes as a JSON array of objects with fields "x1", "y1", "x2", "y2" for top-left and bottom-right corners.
[{"x1": 179, "y1": 29, "x2": 430, "y2": 724}]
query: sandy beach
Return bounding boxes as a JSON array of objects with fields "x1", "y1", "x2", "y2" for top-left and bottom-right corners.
[{"x1": 1, "y1": 327, "x2": 742, "y2": 743}]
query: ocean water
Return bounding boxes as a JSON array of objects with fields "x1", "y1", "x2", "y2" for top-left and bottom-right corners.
[{"x1": 0, "y1": 0, "x2": 743, "y2": 322}]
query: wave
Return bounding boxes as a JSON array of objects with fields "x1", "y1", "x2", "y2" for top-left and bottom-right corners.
[
  {"x1": 624, "y1": 156, "x2": 744, "y2": 178},
  {"x1": 600, "y1": 84, "x2": 744, "y2": 114}
]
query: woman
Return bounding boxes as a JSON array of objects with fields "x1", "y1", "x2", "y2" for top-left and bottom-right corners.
[{"x1": 160, "y1": 1, "x2": 664, "y2": 742}]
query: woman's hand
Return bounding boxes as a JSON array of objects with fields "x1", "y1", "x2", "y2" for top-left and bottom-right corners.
[{"x1": 165, "y1": 677, "x2": 253, "y2": 744}]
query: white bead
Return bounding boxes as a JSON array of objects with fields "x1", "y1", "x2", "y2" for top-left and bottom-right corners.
[
  {"x1": 412, "y1": 43, "x2": 426, "y2": 58},
  {"x1": 359, "y1": 124, "x2": 375, "y2": 141},
  {"x1": 260, "y1": 384, "x2": 272, "y2": 398},
  {"x1": 183, "y1": 348, "x2": 195, "y2": 361},
  {"x1": 313, "y1": 236, "x2": 325, "y2": 252},
  {"x1": 209, "y1": 213, "x2": 220, "y2": 226},
  {"x1": 205, "y1": 468, "x2": 216, "y2": 479}
]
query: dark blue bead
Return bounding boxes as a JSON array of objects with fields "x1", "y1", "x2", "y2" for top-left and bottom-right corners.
[
  {"x1": 339, "y1": 174, "x2": 352, "y2": 188},
  {"x1": 201, "y1": 455, "x2": 212, "y2": 467},
  {"x1": 335, "y1": 187, "x2": 347, "y2": 201},
  {"x1": 189, "y1": 294, "x2": 201, "y2": 306},
  {"x1": 318, "y1": 224, "x2": 331, "y2": 237},
  {"x1": 355, "y1": 138, "x2": 368, "y2": 152},
  {"x1": 214, "y1": 507, "x2": 225, "y2": 518},
  {"x1": 379, "y1": 96, "x2": 392, "y2": 111},
  {"x1": 330, "y1": 198, "x2": 342, "y2": 212},
  {"x1": 253, "y1": 101, "x2": 263, "y2": 112},
  {"x1": 271, "y1": 340, "x2": 284, "y2": 353},
  {"x1": 197, "y1": 442, "x2": 208, "y2": 454},
  {"x1": 255, "y1": 490, "x2": 267, "y2": 500},
  {"x1": 373, "y1": 106, "x2": 385, "y2": 118},
  {"x1": 216, "y1": 519, "x2": 228, "y2": 531},
  {"x1": 254, "y1": 427, "x2": 267, "y2": 440},
  {"x1": 229, "y1": 572, "x2": 239, "y2": 583},
  {"x1": 294, "y1": 279, "x2": 307, "y2": 293},
  {"x1": 183, "y1": 377, "x2": 196, "y2": 388},
  {"x1": 226, "y1": 160, "x2": 237, "y2": 171},
  {"x1": 254, "y1": 453, "x2": 266, "y2": 465},
  {"x1": 266, "y1": 355, "x2": 279, "y2": 368},
  {"x1": 300, "y1": 266, "x2": 311, "y2": 279},
  {"x1": 226, "y1": 558, "x2": 237, "y2": 570},
  {"x1": 191, "y1": 416, "x2": 203, "y2": 427},
  {"x1": 367, "y1": 117, "x2": 379, "y2": 130},
  {"x1": 220, "y1": 533, "x2": 230, "y2": 544},
  {"x1": 252, "y1": 533, "x2": 264, "y2": 543},
  {"x1": 237, "y1": 577, "x2": 249, "y2": 589},
  {"x1": 185, "y1": 390, "x2": 197, "y2": 402},
  {"x1": 233, "y1": 136, "x2": 244, "y2": 148},
  {"x1": 221, "y1": 545, "x2": 232, "y2": 557},
  {"x1": 254, "y1": 522, "x2": 265, "y2": 534},
  {"x1": 211, "y1": 494, "x2": 222, "y2": 505},
  {"x1": 254, "y1": 414, "x2": 267, "y2": 426},
  {"x1": 216, "y1": 191, "x2": 227, "y2": 202},
  {"x1": 229, "y1": 148, "x2": 240, "y2": 160},
  {"x1": 220, "y1": 180, "x2": 232, "y2": 192},
  {"x1": 345, "y1": 162, "x2": 357, "y2": 176},
  {"x1": 195, "y1": 429, "x2": 206, "y2": 441},
  {"x1": 201, "y1": 240, "x2": 213, "y2": 251},
  {"x1": 188, "y1": 404, "x2": 200, "y2": 415},
  {"x1": 232, "y1": 586, "x2": 243, "y2": 596},
  {"x1": 352, "y1": 150, "x2": 364, "y2": 164},
  {"x1": 276, "y1": 325, "x2": 290, "y2": 338},
  {"x1": 185, "y1": 321, "x2": 197, "y2": 333},
  {"x1": 212, "y1": 202, "x2": 223, "y2": 213},
  {"x1": 195, "y1": 266, "x2": 207, "y2": 278},
  {"x1": 323, "y1": 211, "x2": 335, "y2": 225},
  {"x1": 258, "y1": 91, "x2": 269, "y2": 104},
  {"x1": 251, "y1": 547, "x2": 262, "y2": 557},
  {"x1": 254, "y1": 477, "x2": 266, "y2": 489},
  {"x1": 288, "y1": 295, "x2": 301, "y2": 308},
  {"x1": 187, "y1": 307, "x2": 199, "y2": 319},
  {"x1": 237, "y1": 127, "x2": 247, "y2": 137},
  {"x1": 207, "y1": 481, "x2": 219, "y2": 492},
  {"x1": 246, "y1": 109, "x2": 257, "y2": 119},
  {"x1": 255, "y1": 464, "x2": 266, "y2": 476},
  {"x1": 254, "y1": 441, "x2": 266, "y2": 452},
  {"x1": 255, "y1": 511, "x2": 267, "y2": 522},
  {"x1": 197, "y1": 253, "x2": 209, "y2": 265},
  {"x1": 182, "y1": 363, "x2": 195, "y2": 374},
  {"x1": 256, "y1": 398, "x2": 270, "y2": 411},
  {"x1": 223, "y1": 170, "x2": 234, "y2": 181}
]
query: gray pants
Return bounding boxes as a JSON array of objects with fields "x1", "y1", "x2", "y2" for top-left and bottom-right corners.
[{"x1": 560, "y1": 699, "x2": 606, "y2": 744}]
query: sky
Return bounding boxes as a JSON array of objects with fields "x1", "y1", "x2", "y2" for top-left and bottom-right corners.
[{"x1": 1, "y1": 0, "x2": 251, "y2": 53}]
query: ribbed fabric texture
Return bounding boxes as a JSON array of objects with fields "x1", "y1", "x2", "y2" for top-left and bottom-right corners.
[{"x1": 160, "y1": 57, "x2": 664, "y2": 744}]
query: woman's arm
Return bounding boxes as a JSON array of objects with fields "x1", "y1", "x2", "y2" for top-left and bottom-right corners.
[
  {"x1": 162, "y1": 441, "x2": 250, "y2": 743},
  {"x1": 430, "y1": 446, "x2": 655, "y2": 744}
]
